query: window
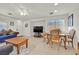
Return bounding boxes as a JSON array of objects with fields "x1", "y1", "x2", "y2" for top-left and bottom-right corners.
[
  {"x1": 48, "y1": 19, "x2": 64, "y2": 26},
  {"x1": 68, "y1": 14, "x2": 73, "y2": 27},
  {"x1": 0, "y1": 22, "x2": 7, "y2": 31}
]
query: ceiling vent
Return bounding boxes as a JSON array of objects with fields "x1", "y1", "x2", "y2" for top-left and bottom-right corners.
[
  {"x1": 49, "y1": 12, "x2": 54, "y2": 15},
  {"x1": 8, "y1": 13, "x2": 12, "y2": 15}
]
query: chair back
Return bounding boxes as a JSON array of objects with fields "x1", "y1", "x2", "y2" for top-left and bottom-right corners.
[
  {"x1": 50, "y1": 29, "x2": 60, "y2": 41},
  {"x1": 42, "y1": 33, "x2": 48, "y2": 39},
  {"x1": 50, "y1": 29, "x2": 60, "y2": 35},
  {"x1": 69, "y1": 29, "x2": 76, "y2": 40}
]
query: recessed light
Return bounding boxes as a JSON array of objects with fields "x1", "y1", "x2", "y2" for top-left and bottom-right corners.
[
  {"x1": 54, "y1": 3, "x2": 58, "y2": 6},
  {"x1": 20, "y1": 12, "x2": 24, "y2": 16},
  {"x1": 20, "y1": 12, "x2": 27, "y2": 16},
  {"x1": 54, "y1": 10, "x2": 57, "y2": 12},
  {"x1": 19, "y1": 8, "x2": 28, "y2": 16}
]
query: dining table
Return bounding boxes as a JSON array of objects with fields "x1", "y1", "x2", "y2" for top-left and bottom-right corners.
[{"x1": 59, "y1": 33, "x2": 70, "y2": 49}]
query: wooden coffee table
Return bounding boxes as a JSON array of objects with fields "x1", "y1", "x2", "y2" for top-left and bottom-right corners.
[{"x1": 5, "y1": 37, "x2": 28, "y2": 54}]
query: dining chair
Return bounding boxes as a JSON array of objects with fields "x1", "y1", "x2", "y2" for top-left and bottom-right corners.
[
  {"x1": 42, "y1": 33, "x2": 48, "y2": 42},
  {"x1": 66, "y1": 29, "x2": 76, "y2": 48},
  {"x1": 49, "y1": 29, "x2": 61, "y2": 49}
]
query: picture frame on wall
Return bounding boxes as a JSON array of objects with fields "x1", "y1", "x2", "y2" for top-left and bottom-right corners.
[
  {"x1": 68, "y1": 14, "x2": 73, "y2": 27},
  {"x1": 25, "y1": 23, "x2": 28, "y2": 27},
  {"x1": 10, "y1": 22, "x2": 14, "y2": 26}
]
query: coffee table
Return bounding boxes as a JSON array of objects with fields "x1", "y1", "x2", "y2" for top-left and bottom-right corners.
[{"x1": 5, "y1": 37, "x2": 28, "y2": 54}]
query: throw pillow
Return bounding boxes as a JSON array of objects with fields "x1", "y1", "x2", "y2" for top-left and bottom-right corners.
[
  {"x1": 7, "y1": 29, "x2": 13, "y2": 34},
  {"x1": 9, "y1": 31, "x2": 15, "y2": 35}
]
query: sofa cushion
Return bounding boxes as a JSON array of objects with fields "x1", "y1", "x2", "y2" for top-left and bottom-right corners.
[
  {"x1": 7, "y1": 29, "x2": 14, "y2": 35},
  {"x1": 0, "y1": 35, "x2": 8, "y2": 41},
  {"x1": 0, "y1": 34, "x2": 3, "y2": 36},
  {"x1": 0, "y1": 34, "x2": 17, "y2": 42},
  {"x1": 9, "y1": 31, "x2": 15, "y2": 35},
  {"x1": 7, "y1": 34, "x2": 17, "y2": 39}
]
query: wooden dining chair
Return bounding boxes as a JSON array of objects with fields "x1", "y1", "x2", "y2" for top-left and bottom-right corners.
[
  {"x1": 66, "y1": 29, "x2": 76, "y2": 48},
  {"x1": 42, "y1": 33, "x2": 48, "y2": 42},
  {"x1": 49, "y1": 29, "x2": 61, "y2": 49}
]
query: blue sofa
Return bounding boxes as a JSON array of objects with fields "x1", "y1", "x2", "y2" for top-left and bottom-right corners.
[{"x1": 0, "y1": 34, "x2": 17, "y2": 42}]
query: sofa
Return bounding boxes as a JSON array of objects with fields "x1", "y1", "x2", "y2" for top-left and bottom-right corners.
[
  {"x1": 0, "y1": 44, "x2": 13, "y2": 55},
  {"x1": 0, "y1": 34, "x2": 17, "y2": 42},
  {"x1": 0, "y1": 29, "x2": 19, "y2": 42}
]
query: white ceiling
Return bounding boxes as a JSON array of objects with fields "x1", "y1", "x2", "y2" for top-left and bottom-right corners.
[{"x1": 0, "y1": 3, "x2": 79, "y2": 20}]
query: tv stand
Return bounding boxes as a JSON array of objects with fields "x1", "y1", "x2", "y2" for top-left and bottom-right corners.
[{"x1": 34, "y1": 32, "x2": 42, "y2": 37}]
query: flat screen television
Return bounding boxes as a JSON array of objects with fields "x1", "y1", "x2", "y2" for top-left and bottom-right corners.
[{"x1": 33, "y1": 26, "x2": 43, "y2": 33}]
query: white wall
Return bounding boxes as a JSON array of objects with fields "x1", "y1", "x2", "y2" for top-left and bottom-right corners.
[
  {"x1": 23, "y1": 21, "x2": 30, "y2": 37},
  {"x1": 15, "y1": 20, "x2": 23, "y2": 35}
]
